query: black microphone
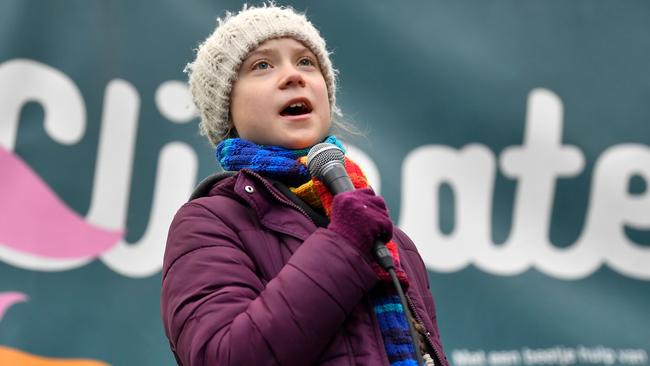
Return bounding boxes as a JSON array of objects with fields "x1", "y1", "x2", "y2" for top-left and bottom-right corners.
[
  {"x1": 306, "y1": 143, "x2": 394, "y2": 270},
  {"x1": 306, "y1": 142, "x2": 424, "y2": 366}
]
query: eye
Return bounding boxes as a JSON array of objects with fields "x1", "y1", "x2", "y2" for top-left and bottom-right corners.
[
  {"x1": 298, "y1": 57, "x2": 316, "y2": 67},
  {"x1": 252, "y1": 60, "x2": 271, "y2": 70}
]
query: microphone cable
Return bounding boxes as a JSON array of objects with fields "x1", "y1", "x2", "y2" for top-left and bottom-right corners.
[
  {"x1": 374, "y1": 242, "x2": 425, "y2": 366},
  {"x1": 308, "y1": 143, "x2": 425, "y2": 366}
]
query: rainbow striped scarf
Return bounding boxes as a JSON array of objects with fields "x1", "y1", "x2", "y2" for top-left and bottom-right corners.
[{"x1": 216, "y1": 136, "x2": 419, "y2": 366}]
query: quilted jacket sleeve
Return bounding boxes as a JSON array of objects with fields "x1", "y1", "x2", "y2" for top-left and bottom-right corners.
[{"x1": 161, "y1": 201, "x2": 379, "y2": 366}]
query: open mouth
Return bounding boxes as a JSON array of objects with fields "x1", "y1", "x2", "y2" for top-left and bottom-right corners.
[{"x1": 280, "y1": 99, "x2": 312, "y2": 117}]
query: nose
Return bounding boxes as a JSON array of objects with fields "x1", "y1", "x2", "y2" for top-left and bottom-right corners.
[{"x1": 279, "y1": 66, "x2": 306, "y2": 89}]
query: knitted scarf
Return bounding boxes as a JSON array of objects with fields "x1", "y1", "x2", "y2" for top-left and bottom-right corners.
[{"x1": 216, "y1": 136, "x2": 419, "y2": 366}]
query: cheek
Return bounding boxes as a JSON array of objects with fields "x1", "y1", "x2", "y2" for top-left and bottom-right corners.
[
  {"x1": 312, "y1": 78, "x2": 331, "y2": 119},
  {"x1": 231, "y1": 83, "x2": 260, "y2": 122},
  {"x1": 229, "y1": 85, "x2": 245, "y2": 121},
  {"x1": 318, "y1": 91, "x2": 332, "y2": 127},
  {"x1": 321, "y1": 106, "x2": 332, "y2": 129}
]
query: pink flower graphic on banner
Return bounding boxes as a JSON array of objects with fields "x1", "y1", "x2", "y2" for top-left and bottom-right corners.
[
  {"x1": 0, "y1": 146, "x2": 122, "y2": 259},
  {"x1": 0, "y1": 291, "x2": 27, "y2": 321}
]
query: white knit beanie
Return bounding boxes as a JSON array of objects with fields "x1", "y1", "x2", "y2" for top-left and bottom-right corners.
[{"x1": 186, "y1": 3, "x2": 340, "y2": 146}]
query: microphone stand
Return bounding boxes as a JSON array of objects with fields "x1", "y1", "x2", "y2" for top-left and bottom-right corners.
[{"x1": 374, "y1": 242, "x2": 425, "y2": 366}]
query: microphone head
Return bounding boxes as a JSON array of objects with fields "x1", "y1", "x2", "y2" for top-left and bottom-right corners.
[{"x1": 307, "y1": 143, "x2": 345, "y2": 179}]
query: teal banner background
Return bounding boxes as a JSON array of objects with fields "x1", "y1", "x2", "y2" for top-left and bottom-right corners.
[{"x1": 1, "y1": 1, "x2": 649, "y2": 365}]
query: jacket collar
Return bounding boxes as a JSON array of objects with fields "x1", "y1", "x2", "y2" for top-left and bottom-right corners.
[{"x1": 213, "y1": 169, "x2": 319, "y2": 241}]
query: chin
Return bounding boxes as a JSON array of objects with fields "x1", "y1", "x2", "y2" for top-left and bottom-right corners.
[
  {"x1": 281, "y1": 135, "x2": 324, "y2": 150},
  {"x1": 282, "y1": 141, "x2": 312, "y2": 150}
]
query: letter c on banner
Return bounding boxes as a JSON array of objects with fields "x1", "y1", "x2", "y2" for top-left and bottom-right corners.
[{"x1": 0, "y1": 59, "x2": 85, "y2": 150}]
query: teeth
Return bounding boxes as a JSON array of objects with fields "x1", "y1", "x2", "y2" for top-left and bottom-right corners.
[{"x1": 289, "y1": 102, "x2": 305, "y2": 108}]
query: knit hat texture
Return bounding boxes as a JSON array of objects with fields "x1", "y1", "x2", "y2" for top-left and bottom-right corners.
[{"x1": 186, "y1": 4, "x2": 340, "y2": 146}]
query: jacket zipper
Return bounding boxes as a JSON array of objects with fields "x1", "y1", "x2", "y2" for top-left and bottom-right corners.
[
  {"x1": 245, "y1": 170, "x2": 315, "y2": 225},
  {"x1": 406, "y1": 294, "x2": 443, "y2": 366}
]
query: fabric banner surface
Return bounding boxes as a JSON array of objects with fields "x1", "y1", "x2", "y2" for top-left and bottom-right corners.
[{"x1": 0, "y1": 1, "x2": 648, "y2": 365}]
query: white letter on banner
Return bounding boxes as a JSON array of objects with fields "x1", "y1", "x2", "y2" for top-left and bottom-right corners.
[
  {"x1": 85, "y1": 80, "x2": 197, "y2": 278},
  {"x1": 86, "y1": 79, "x2": 140, "y2": 234},
  {"x1": 577, "y1": 144, "x2": 650, "y2": 280},
  {"x1": 398, "y1": 144, "x2": 495, "y2": 272},
  {"x1": 99, "y1": 142, "x2": 197, "y2": 277},
  {"x1": 495, "y1": 88, "x2": 587, "y2": 276},
  {"x1": 0, "y1": 59, "x2": 85, "y2": 150},
  {"x1": 155, "y1": 80, "x2": 198, "y2": 123},
  {"x1": 346, "y1": 144, "x2": 381, "y2": 194},
  {"x1": 0, "y1": 59, "x2": 91, "y2": 271}
]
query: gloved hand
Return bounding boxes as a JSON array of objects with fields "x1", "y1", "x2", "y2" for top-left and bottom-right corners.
[{"x1": 327, "y1": 188, "x2": 394, "y2": 252}]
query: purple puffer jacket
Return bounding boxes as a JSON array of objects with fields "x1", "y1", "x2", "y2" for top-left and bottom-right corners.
[{"x1": 161, "y1": 169, "x2": 449, "y2": 366}]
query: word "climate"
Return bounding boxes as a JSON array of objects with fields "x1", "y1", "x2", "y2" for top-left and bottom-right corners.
[{"x1": 1, "y1": 59, "x2": 648, "y2": 280}]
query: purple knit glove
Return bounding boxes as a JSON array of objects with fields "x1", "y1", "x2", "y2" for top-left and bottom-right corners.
[{"x1": 327, "y1": 188, "x2": 394, "y2": 252}]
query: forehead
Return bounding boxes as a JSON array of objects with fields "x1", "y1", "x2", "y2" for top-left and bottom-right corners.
[{"x1": 246, "y1": 37, "x2": 314, "y2": 57}]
